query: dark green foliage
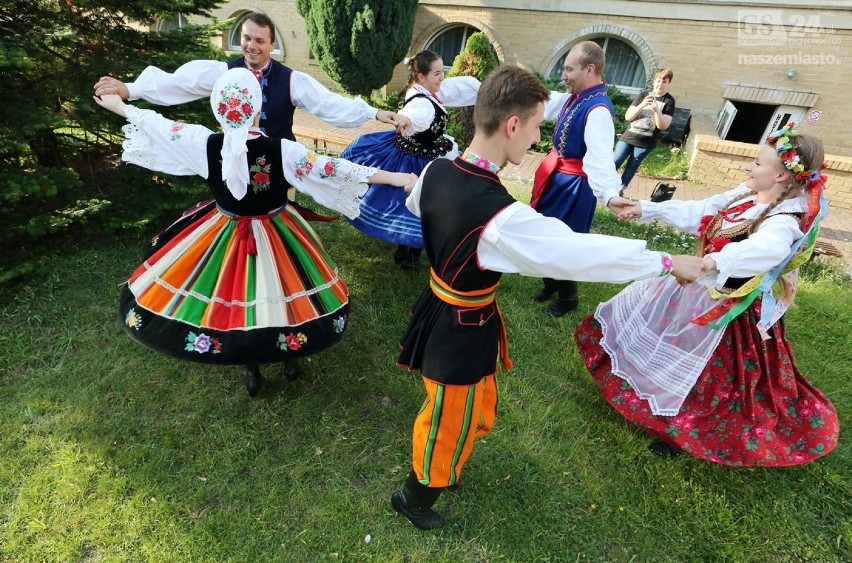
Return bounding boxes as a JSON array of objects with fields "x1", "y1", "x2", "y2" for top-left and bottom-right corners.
[
  {"x1": 445, "y1": 32, "x2": 499, "y2": 150},
  {"x1": 368, "y1": 90, "x2": 405, "y2": 113},
  {"x1": 0, "y1": 0, "x2": 226, "y2": 285},
  {"x1": 297, "y1": 0, "x2": 417, "y2": 96}
]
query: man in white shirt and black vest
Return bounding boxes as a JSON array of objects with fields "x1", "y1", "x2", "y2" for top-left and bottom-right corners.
[{"x1": 390, "y1": 64, "x2": 704, "y2": 530}]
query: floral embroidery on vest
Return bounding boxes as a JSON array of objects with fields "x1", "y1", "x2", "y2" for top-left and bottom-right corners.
[{"x1": 250, "y1": 155, "x2": 272, "y2": 192}]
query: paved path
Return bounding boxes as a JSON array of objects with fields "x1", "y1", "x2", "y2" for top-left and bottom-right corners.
[{"x1": 294, "y1": 109, "x2": 852, "y2": 273}]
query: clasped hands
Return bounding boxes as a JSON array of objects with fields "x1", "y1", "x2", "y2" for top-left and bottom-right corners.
[
  {"x1": 606, "y1": 196, "x2": 713, "y2": 286},
  {"x1": 376, "y1": 111, "x2": 412, "y2": 135}
]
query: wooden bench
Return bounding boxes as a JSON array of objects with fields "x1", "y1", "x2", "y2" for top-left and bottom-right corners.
[
  {"x1": 812, "y1": 239, "x2": 844, "y2": 260},
  {"x1": 292, "y1": 125, "x2": 354, "y2": 154}
]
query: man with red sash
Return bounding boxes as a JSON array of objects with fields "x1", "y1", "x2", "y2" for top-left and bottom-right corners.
[
  {"x1": 530, "y1": 41, "x2": 631, "y2": 316},
  {"x1": 390, "y1": 65, "x2": 704, "y2": 530}
]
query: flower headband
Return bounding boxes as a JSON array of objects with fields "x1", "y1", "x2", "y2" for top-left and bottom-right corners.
[
  {"x1": 765, "y1": 122, "x2": 826, "y2": 183},
  {"x1": 402, "y1": 55, "x2": 413, "y2": 68}
]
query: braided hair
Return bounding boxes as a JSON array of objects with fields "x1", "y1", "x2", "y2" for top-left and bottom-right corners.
[{"x1": 714, "y1": 133, "x2": 825, "y2": 303}]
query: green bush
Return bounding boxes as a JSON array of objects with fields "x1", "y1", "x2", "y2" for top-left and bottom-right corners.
[
  {"x1": 445, "y1": 32, "x2": 499, "y2": 151},
  {"x1": 297, "y1": 0, "x2": 417, "y2": 96}
]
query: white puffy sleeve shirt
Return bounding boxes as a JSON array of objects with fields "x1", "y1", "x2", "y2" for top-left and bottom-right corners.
[
  {"x1": 126, "y1": 60, "x2": 381, "y2": 128},
  {"x1": 121, "y1": 105, "x2": 378, "y2": 219},
  {"x1": 405, "y1": 162, "x2": 668, "y2": 283},
  {"x1": 400, "y1": 77, "x2": 480, "y2": 134},
  {"x1": 638, "y1": 183, "x2": 807, "y2": 287}
]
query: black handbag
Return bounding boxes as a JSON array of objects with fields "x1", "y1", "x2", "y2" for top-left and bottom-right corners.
[{"x1": 649, "y1": 182, "x2": 677, "y2": 202}]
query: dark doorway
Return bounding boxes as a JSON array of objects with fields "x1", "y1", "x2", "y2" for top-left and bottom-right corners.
[{"x1": 725, "y1": 101, "x2": 776, "y2": 144}]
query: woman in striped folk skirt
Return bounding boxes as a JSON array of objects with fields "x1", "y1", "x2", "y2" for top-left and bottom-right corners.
[{"x1": 96, "y1": 68, "x2": 415, "y2": 395}]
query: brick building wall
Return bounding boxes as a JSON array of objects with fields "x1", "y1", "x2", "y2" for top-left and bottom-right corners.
[
  {"x1": 195, "y1": 1, "x2": 850, "y2": 196},
  {"x1": 689, "y1": 135, "x2": 852, "y2": 211}
]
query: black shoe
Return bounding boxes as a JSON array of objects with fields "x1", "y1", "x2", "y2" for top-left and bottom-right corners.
[
  {"x1": 543, "y1": 297, "x2": 579, "y2": 317},
  {"x1": 244, "y1": 365, "x2": 263, "y2": 397},
  {"x1": 393, "y1": 245, "x2": 407, "y2": 265},
  {"x1": 649, "y1": 439, "x2": 680, "y2": 458},
  {"x1": 284, "y1": 359, "x2": 302, "y2": 382},
  {"x1": 533, "y1": 287, "x2": 557, "y2": 302},
  {"x1": 390, "y1": 491, "x2": 444, "y2": 530},
  {"x1": 399, "y1": 254, "x2": 421, "y2": 271}
]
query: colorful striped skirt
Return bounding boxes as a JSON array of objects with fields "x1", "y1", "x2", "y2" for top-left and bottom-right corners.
[{"x1": 119, "y1": 200, "x2": 349, "y2": 364}]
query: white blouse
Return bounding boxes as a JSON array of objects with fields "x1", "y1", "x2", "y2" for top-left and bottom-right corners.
[
  {"x1": 638, "y1": 183, "x2": 807, "y2": 289},
  {"x1": 121, "y1": 106, "x2": 380, "y2": 219},
  {"x1": 406, "y1": 161, "x2": 667, "y2": 283},
  {"x1": 400, "y1": 78, "x2": 481, "y2": 134},
  {"x1": 126, "y1": 60, "x2": 381, "y2": 128}
]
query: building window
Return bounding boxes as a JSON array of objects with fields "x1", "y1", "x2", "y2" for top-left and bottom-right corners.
[
  {"x1": 157, "y1": 14, "x2": 187, "y2": 33},
  {"x1": 426, "y1": 25, "x2": 493, "y2": 70},
  {"x1": 228, "y1": 13, "x2": 283, "y2": 55},
  {"x1": 549, "y1": 37, "x2": 646, "y2": 92},
  {"x1": 716, "y1": 101, "x2": 805, "y2": 144}
]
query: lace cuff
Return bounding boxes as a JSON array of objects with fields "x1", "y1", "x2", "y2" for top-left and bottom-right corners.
[
  {"x1": 706, "y1": 251, "x2": 734, "y2": 288},
  {"x1": 636, "y1": 200, "x2": 663, "y2": 224},
  {"x1": 121, "y1": 106, "x2": 158, "y2": 169},
  {"x1": 332, "y1": 165, "x2": 376, "y2": 220}
]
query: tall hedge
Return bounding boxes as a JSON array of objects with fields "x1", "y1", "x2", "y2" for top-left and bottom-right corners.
[
  {"x1": 445, "y1": 32, "x2": 499, "y2": 150},
  {"x1": 297, "y1": 0, "x2": 418, "y2": 96},
  {"x1": 0, "y1": 0, "x2": 226, "y2": 284}
]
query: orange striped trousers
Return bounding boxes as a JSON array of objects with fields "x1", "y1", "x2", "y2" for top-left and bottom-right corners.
[{"x1": 412, "y1": 374, "x2": 498, "y2": 488}]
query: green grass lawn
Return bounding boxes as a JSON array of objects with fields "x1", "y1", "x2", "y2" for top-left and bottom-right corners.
[{"x1": 1, "y1": 192, "x2": 850, "y2": 561}]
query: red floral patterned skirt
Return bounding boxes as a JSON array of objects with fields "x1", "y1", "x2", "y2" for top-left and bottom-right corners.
[{"x1": 574, "y1": 308, "x2": 839, "y2": 466}]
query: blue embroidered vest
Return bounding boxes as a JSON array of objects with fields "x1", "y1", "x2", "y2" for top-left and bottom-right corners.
[
  {"x1": 228, "y1": 57, "x2": 296, "y2": 141},
  {"x1": 552, "y1": 82, "x2": 614, "y2": 159}
]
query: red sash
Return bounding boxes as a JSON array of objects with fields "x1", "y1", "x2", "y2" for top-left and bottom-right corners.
[{"x1": 530, "y1": 151, "x2": 585, "y2": 207}]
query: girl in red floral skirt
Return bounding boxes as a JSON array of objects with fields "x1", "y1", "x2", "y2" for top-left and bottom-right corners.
[{"x1": 574, "y1": 124, "x2": 839, "y2": 466}]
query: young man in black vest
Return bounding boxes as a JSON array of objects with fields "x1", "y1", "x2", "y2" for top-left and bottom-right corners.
[
  {"x1": 94, "y1": 12, "x2": 405, "y2": 140},
  {"x1": 390, "y1": 65, "x2": 704, "y2": 530}
]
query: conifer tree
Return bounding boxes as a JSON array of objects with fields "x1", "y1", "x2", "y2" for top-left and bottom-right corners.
[
  {"x1": 0, "y1": 0, "x2": 224, "y2": 283},
  {"x1": 297, "y1": 0, "x2": 418, "y2": 95}
]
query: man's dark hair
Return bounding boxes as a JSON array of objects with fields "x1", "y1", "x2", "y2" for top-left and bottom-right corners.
[
  {"x1": 474, "y1": 65, "x2": 550, "y2": 136},
  {"x1": 243, "y1": 12, "x2": 276, "y2": 44}
]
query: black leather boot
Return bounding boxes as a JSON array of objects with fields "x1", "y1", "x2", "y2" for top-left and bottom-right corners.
[
  {"x1": 390, "y1": 471, "x2": 444, "y2": 530},
  {"x1": 543, "y1": 281, "x2": 578, "y2": 317},
  {"x1": 393, "y1": 244, "x2": 407, "y2": 266},
  {"x1": 406, "y1": 247, "x2": 423, "y2": 270},
  {"x1": 284, "y1": 358, "x2": 302, "y2": 382},
  {"x1": 397, "y1": 246, "x2": 421, "y2": 271},
  {"x1": 533, "y1": 278, "x2": 558, "y2": 302},
  {"x1": 244, "y1": 364, "x2": 263, "y2": 397},
  {"x1": 649, "y1": 439, "x2": 680, "y2": 458}
]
